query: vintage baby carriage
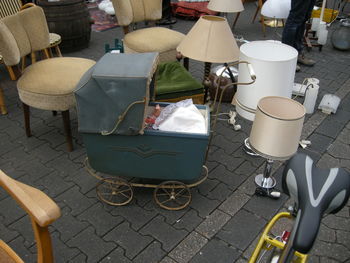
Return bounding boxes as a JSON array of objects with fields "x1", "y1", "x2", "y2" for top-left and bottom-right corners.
[{"x1": 75, "y1": 52, "x2": 211, "y2": 210}]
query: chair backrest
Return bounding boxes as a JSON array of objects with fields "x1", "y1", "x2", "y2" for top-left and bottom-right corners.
[
  {"x1": 0, "y1": 169, "x2": 61, "y2": 263},
  {"x1": 0, "y1": 0, "x2": 22, "y2": 19},
  {"x1": 0, "y1": 5, "x2": 49, "y2": 66},
  {"x1": 111, "y1": 0, "x2": 162, "y2": 26}
]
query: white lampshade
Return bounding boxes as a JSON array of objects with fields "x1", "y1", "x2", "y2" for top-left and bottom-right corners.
[
  {"x1": 207, "y1": 0, "x2": 244, "y2": 13},
  {"x1": 261, "y1": 0, "x2": 291, "y2": 19},
  {"x1": 177, "y1": 16, "x2": 239, "y2": 63},
  {"x1": 249, "y1": 96, "x2": 305, "y2": 160}
]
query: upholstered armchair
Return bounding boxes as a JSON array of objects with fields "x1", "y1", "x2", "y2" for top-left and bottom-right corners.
[
  {"x1": 111, "y1": 0, "x2": 185, "y2": 62},
  {"x1": 0, "y1": 169, "x2": 61, "y2": 263},
  {"x1": 0, "y1": 5, "x2": 95, "y2": 151}
]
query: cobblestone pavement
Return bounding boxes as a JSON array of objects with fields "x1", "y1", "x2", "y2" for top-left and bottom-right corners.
[{"x1": 0, "y1": 3, "x2": 349, "y2": 263}]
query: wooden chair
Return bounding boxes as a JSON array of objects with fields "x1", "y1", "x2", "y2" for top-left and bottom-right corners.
[
  {"x1": 0, "y1": 0, "x2": 63, "y2": 81},
  {"x1": 0, "y1": 169, "x2": 61, "y2": 263},
  {"x1": 0, "y1": 5, "x2": 95, "y2": 151},
  {"x1": 110, "y1": 0, "x2": 185, "y2": 62}
]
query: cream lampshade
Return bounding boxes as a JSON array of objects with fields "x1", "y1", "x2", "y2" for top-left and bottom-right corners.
[
  {"x1": 207, "y1": 0, "x2": 244, "y2": 13},
  {"x1": 249, "y1": 96, "x2": 305, "y2": 197},
  {"x1": 177, "y1": 15, "x2": 239, "y2": 63}
]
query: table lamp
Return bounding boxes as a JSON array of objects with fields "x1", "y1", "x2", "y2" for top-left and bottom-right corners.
[
  {"x1": 177, "y1": 15, "x2": 240, "y2": 103},
  {"x1": 261, "y1": 0, "x2": 291, "y2": 28},
  {"x1": 249, "y1": 96, "x2": 305, "y2": 198},
  {"x1": 207, "y1": 0, "x2": 245, "y2": 30}
]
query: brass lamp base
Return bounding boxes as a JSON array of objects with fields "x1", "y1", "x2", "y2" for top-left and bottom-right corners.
[{"x1": 264, "y1": 19, "x2": 284, "y2": 28}]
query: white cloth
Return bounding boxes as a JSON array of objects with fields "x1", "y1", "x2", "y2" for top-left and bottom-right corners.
[{"x1": 154, "y1": 100, "x2": 206, "y2": 134}]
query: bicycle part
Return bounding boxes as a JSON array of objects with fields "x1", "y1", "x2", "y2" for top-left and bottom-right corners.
[
  {"x1": 96, "y1": 177, "x2": 133, "y2": 206},
  {"x1": 154, "y1": 181, "x2": 191, "y2": 210},
  {"x1": 282, "y1": 153, "x2": 350, "y2": 254},
  {"x1": 248, "y1": 212, "x2": 307, "y2": 263}
]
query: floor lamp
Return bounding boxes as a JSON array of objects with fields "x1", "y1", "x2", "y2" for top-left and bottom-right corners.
[
  {"x1": 177, "y1": 15, "x2": 240, "y2": 103},
  {"x1": 249, "y1": 96, "x2": 305, "y2": 198},
  {"x1": 207, "y1": 0, "x2": 244, "y2": 30},
  {"x1": 260, "y1": 0, "x2": 291, "y2": 35}
]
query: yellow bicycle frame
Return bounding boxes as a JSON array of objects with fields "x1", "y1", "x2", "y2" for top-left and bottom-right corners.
[{"x1": 249, "y1": 212, "x2": 308, "y2": 263}]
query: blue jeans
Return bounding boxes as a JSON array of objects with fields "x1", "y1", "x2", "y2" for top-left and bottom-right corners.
[{"x1": 282, "y1": 0, "x2": 316, "y2": 53}]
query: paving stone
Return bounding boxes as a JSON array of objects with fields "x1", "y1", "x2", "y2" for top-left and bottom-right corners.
[
  {"x1": 65, "y1": 167, "x2": 98, "y2": 194},
  {"x1": 7, "y1": 235, "x2": 35, "y2": 263},
  {"x1": 133, "y1": 240, "x2": 167, "y2": 263},
  {"x1": 317, "y1": 153, "x2": 342, "y2": 169},
  {"x1": 0, "y1": 197, "x2": 26, "y2": 226},
  {"x1": 111, "y1": 204, "x2": 157, "y2": 230},
  {"x1": 316, "y1": 119, "x2": 345, "y2": 139},
  {"x1": 104, "y1": 221, "x2": 153, "y2": 259},
  {"x1": 235, "y1": 160, "x2": 259, "y2": 176},
  {"x1": 219, "y1": 190, "x2": 250, "y2": 217},
  {"x1": 243, "y1": 194, "x2": 287, "y2": 221},
  {"x1": 189, "y1": 190, "x2": 220, "y2": 218},
  {"x1": 211, "y1": 134, "x2": 241, "y2": 155},
  {"x1": 318, "y1": 224, "x2": 336, "y2": 243},
  {"x1": 3, "y1": 147, "x2": 37, "y2": 169},
  {"x1": 168, "y1": 231, "x2": 208, "y2": 263},
  {"x1": 173, "y1": 209, "x2": 203, "y2": 232},
  {"x1": 329, "y1": 109, "x2": 350, "y2": 124},
  {"x1": 46, "y1": 154, "x2": 82, "y2": 177},
  {"x1": 67, "y1": 226, "x2": 117, "y2": 263},
  {"x1": 207, "y1": 148, "x2": 245, "y2": 172},
  {"x1": 197, "y1": 178, "x2": 220, "y2": 196},
  {"x1": 68, "y1": 253, "x2": 87, "y2": 263},
  {"x1": 336, "y1": 230, "x2": 350, "y2": 250},
  {"x1": 209, "y1": 164, "x2": 247, "y2": 191},
  {"x1": 327, "y1": 140, "x2": 350, "y2": 160},
  {"x1": 56, "y1": 186, "x2": 97, "y2": 216},
  {"x1": 29, "y1": 143, "x2": 64, "y2": 164},
  {"x1": 52, "y1": 207, "x2": 89, "y2": 242},
  {"x1": 160, "y1": 256, "x2": 178, "y2": 263},
  {"x1": 190, "y1": 238, "x2": 240, "y2": 263},
  {"x1": 51, "y1": 231, "x2": 81, "y2": 263},
  {"x1": 308, "y1": 133, "x2": 334, "y2": 153},
  {"x1": 10, "y1": 215, "x2": 35, "y2": 249},
  {"x1": 0, "y1": 219, "x2": 19, "y2": 243},
  {"x1": 323, "y1": 213, "x2": 350, "y2": 231},
  {"x1": 78, "y1": 202, "x2": 124, "y2": 236},
  {"x1": 99, "y1": 247, "x2": 131, "y2": 263},
  {"x1": 140, "y1": 215, "x2": 188, "y2": 252},
  {"x1": 196, "y1": 209, "x2": 231, "y2": 239},
  {"x1": 207, "y1": 183, "x2": 233, "y2": 202},
  {"x1": 217, "y1": 209, "x2": 266, "y2": 251},
  {"x1": 312, "y1": 240, "x2": 350, "y2": 262},
  {"x1": 35, "y1": 171, "x2": 75, "y2": 197}
]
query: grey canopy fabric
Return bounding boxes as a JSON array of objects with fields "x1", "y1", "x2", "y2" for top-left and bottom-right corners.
[{"x1": 75, "y1": 52, "x2": 159, "y2": 135}]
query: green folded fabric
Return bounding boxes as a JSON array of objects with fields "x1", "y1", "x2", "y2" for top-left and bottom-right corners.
[{"x1": 155, "y1": 61, "x2": 203, "y2": 99}]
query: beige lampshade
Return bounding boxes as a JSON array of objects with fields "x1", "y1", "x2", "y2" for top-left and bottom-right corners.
[
  {"x1": 249, "y1": 96, "x2": 305, "y2": 160},
  {"x1": 208, "y1": 0, "x2": 244, "y2": 13},
  {"x1": 177, "y1": 15, "x2": 239, "y2": 63}
]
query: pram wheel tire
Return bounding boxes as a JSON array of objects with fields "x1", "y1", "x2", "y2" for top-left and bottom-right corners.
[
  {"x1": 154, "y1": 181, "x2": 191, "y2": 210},
  {"x1": 96, "y1": 178, "x2": 133, "y2": 206}
]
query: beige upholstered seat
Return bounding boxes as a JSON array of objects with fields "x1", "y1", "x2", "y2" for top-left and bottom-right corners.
[
  {"x1": 0, "y1": 169, "x2": 61, "y2": 263},
  {"x1": 0, "y1": 5, "x2": 95, "y2": 151},
  {"x1": 111, "y1": 0, "x2": 185, "y2": 62}
]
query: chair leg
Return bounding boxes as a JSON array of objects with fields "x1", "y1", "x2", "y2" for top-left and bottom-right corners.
[
  {"x1": 55, "y1": 45, "x2": 62, "y2": 57},
  {"x1": 61, "y1": 110, "x2": 73, "y2": 152},
  {"x1": 52, "y1": 111, "x2": 57, "y2": 116},
  {"x1": 22, "y1": 103, "x2": 32, "y2": 137},
  {"x1": 6, "y1": 66, "x2": 18, "y2": 81},
  {"x1": 232, "y1": 12, "x2": 241, "y2": 30},
  {"x1": 0, "y1": 87, "x2": 7, "y2": 115}
]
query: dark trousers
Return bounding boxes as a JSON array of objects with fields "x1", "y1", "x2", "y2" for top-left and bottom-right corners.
[
  {"x1": 162, "y1": 0, "x2": 172, "y2": 19},
  {"x1": 282, "y1": 0, "x2": 316, "y2": 53}
]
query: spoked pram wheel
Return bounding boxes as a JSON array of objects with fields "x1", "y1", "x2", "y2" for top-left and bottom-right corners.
[
  {"x1": 96, "y1": 177, "x2": 133, "y2": 206},
  {"x1": 154, "y1": 181, "x2": 191, "y2": 210}
]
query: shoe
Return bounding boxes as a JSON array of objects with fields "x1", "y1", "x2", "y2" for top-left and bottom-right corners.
[
  {"x1": 297, "y1": 54, "x2": 315, "y2": 66},
  {"x1": 296, "y1": 65, "x2": 301, "y2": 72},
  {"x1": 156, "y1": 18, "x2": 177, "y2": 26}
]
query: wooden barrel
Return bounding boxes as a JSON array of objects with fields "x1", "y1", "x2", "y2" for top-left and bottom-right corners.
[{"x1": 37, "y1": 0, "x2": 91, "y2": 52}]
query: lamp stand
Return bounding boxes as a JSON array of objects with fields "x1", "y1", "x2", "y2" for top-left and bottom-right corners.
[
  {"x1": 243, "y1": 138, "x2": 260, "y2": 157},
  {"x1": 203, "y1": 62, "x2": 212, "y2": 103},
  {"x1": 255, "y1": 159, "x2": 281, "y2": 199}
]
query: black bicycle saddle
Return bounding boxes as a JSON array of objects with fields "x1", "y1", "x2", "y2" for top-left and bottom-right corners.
[{"x1": 282, "y1": 153, "x2": 350, "y2": 254}]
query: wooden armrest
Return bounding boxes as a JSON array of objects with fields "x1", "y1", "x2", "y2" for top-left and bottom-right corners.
[
  {"x1": 0, "y1": 170, "x2": 61, "y2": 227},
  {"x1": 0, "y1": 240, "x2": 24, "y2": 263}
]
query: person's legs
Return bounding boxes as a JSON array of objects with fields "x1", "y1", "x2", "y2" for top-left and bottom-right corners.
[{"x1": 282, "y1": 0, "x2": 313, "y2": 52}]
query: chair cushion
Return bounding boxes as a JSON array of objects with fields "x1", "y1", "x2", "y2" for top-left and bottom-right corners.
[
  {"x1": 155, "y1": 61, "x2": 203, "y2": 99},
  {"x1": 17, "y1": 57, "x2": 95, "y2": 111},
  {"x1": 124, "y1": 27, "x2": 184, "y2": 53}
]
